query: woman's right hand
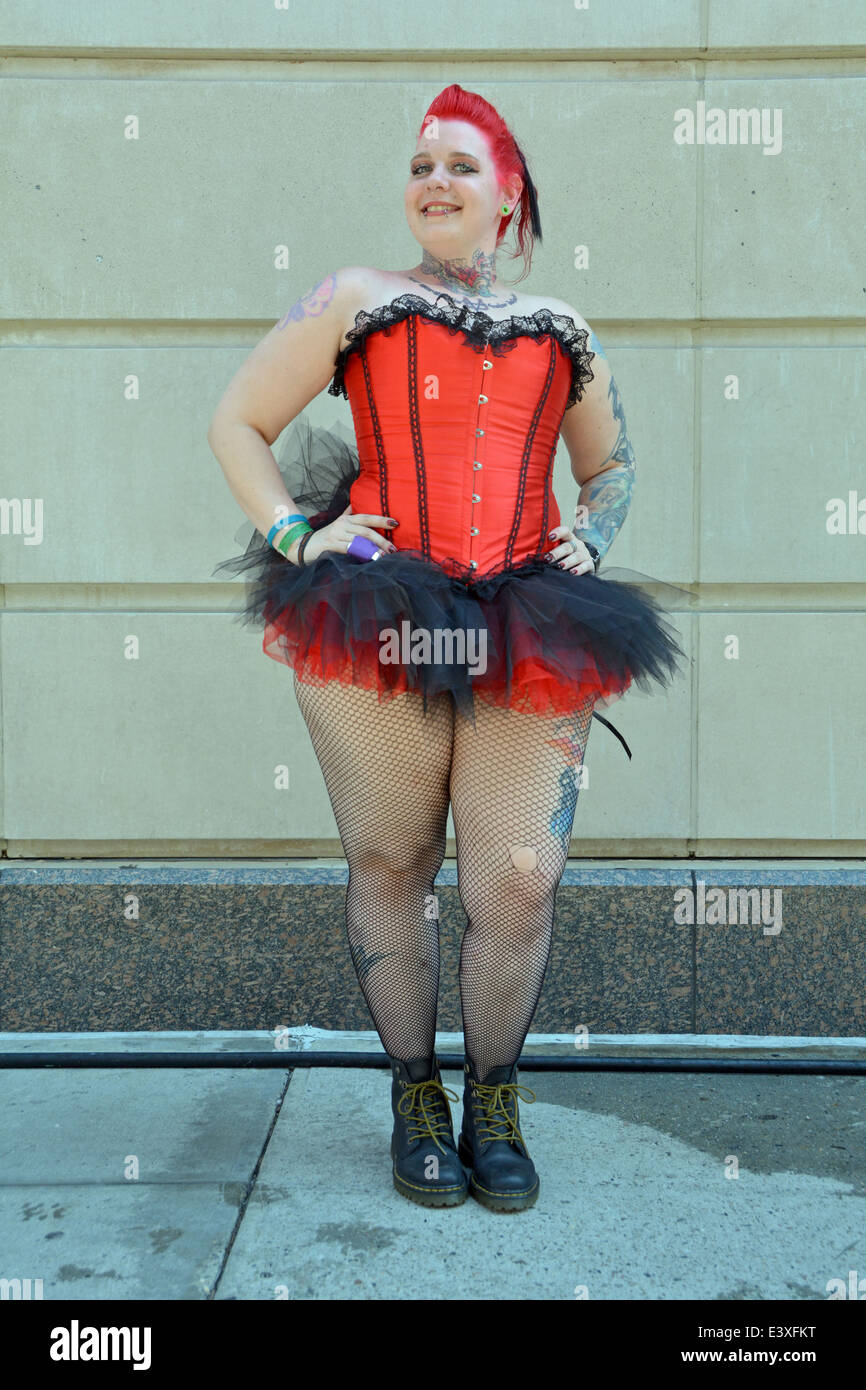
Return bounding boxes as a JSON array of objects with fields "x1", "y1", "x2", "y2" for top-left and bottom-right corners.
[{"x1": 284, "y1": 503, "x2": 398, "y2": 565}]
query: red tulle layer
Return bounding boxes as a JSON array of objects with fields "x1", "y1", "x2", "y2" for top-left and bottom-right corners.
[{"x1": 261, "y1": 584, "x2": 634, "y2": 718}]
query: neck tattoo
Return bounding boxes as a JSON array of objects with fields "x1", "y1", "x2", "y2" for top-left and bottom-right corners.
[{"x1": 408, "y1": 249, "x2": 518, "y2": 311}]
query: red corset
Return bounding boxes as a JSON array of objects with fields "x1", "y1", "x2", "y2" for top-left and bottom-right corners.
[
  {"x1": 213, "y1": 291, "x2": 685, "y2": 743},
  {"x1": 328, "y1": 293, "x2": 596, "y2": 578}
]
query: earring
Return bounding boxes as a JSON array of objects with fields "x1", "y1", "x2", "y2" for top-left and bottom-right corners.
[{"x1": 502, "y1": 204, "x2": 509, "y2": 214}]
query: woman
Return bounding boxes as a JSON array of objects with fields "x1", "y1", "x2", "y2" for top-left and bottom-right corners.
[{"x1": 208, "y1": 84, "x2": 685, "y2": 1213}]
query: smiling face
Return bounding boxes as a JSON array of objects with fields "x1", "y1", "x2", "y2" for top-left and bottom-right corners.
[{"x1": 404, "y1": 118, "x2": 521, "y2": 265}]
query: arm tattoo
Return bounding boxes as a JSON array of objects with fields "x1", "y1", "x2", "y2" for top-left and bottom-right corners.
[
  {"x1": 276, "y1": 272, "x2": 337, "y2": 329},
  {"x1": 573, "y1": 367, "x2": 636, "y2": 559},
  {"x1": 600, "y1": 374, "x2": 636, "y2": 472},
  {"x1": 575, "y1": 466, "x2": 634, "y2": 558}
]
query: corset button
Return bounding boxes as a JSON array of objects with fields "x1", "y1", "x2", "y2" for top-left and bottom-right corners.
[
  {"x1": 473, "y1": 461, "x2": 482, "y2": 469},
  {"x1": 478, "y1": 394, "x2": 488, "y2": 404},
  {"x1": 475, "y1": 428, "x2": 485, "y2": 437},
  {"x1": 469, "y1": 560, "x2": 478, "y2": 569},
  {"x1": 470, "y1": 527, "x2": 479, "y2": 536},
  {"x1": 471, "y1": 494, "x2": 481, "y2": 503},
  {"x1": 482, "y1": 360, "x2": 493, "y2": 370}
]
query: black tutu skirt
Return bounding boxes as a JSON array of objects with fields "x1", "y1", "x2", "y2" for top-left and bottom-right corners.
[{"x1": 212, "y1": 417, "x2": 690, "y2": 757}]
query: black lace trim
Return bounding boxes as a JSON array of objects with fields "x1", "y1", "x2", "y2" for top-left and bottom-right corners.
[{"x1": 327, "y1": 291, "x2": 595, "y2": 409}]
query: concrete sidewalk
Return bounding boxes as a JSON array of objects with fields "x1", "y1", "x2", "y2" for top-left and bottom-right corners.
[{"x1": 1, "y1": 1032, "x2": 864, "y2": 1301}]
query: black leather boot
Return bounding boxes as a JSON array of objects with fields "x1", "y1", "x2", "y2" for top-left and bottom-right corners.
[
  {"x1": 388, "y1": 1054, "x2": 468, "y2": 1207},
  {"x1": 458, "y1": 1059, "x2": 540, "y2": 1211}
]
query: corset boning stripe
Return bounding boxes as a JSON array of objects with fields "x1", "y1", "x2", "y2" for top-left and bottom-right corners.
[
  {"x1": 359, "y1": 340, "x2": 390, "y2": 525},
  {"x1": 504, "y1": 335, "x2": 558, "y2": 568}
]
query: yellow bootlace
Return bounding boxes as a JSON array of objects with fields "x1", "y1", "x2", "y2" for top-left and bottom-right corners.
[
  {"x1": 397, "y1": 1078, "x2": 460, "y2": 1153},
  {"x1": 469, "y1": 1081, "x2": 537, "y2": 1146}
]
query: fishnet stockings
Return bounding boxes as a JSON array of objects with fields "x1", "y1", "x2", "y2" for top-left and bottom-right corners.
[{"x1": 293, "y1": 672, "x2": 596, "y2": 1083}]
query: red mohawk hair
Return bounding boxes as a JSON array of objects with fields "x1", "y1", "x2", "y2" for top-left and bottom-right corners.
[{"x1": 417, "y1": 84, "x2": 542, "y2": 282}]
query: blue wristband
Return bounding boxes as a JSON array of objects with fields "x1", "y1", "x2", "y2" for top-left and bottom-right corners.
[{"x1": 266, "y1": 513, "x2": 308, "y2": 547}]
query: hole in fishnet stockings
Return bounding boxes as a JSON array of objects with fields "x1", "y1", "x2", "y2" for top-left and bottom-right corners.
[{"x1": 293, "y1": 672, "x2": 595, "y2": 1082}]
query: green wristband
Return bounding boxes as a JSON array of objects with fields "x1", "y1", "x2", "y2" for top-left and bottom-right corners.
[{"x1": 274, "y1": 521, "x2": 312, "y2": 557}]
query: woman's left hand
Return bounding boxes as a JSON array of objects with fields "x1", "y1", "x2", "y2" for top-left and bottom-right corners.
[{"x1": 545, "y1": 526, "x2": 596, "y2": 576}]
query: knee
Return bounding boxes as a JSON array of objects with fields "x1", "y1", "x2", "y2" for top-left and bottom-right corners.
[
  {"x1": 353, "y1": 838, "x2": 444, "y2": 881},
  {"x1": 508, "y1": 844, "x2": 549, "y2": 910},
  {"x1": 509, "y1": 844, "x2": 538, "y2": 874},
  {"x1": 506, "y1": 842, "x2": 563, "y2": 913},
  {"x1": 457, "y1": 843, "x2": 559, "y2": 923}
]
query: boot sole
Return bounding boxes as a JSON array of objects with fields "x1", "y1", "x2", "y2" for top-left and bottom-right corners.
[
  {"x1": 392, "y1": 1166, "x2": 468, "y2": 1207},
  {"x1": 457, "y1": 1135, "x2": 540, "y2": 1212}
]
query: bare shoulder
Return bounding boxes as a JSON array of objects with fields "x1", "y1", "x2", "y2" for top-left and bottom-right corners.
[
  {"x1": 271, "y1": 265, "x2": 378, "y2": 337},
  {"x1": 329, "y1": 265, "x2": 388, "y2": 342},
  {"x1": 532, "y1": 294, "x2": 598, "y2": 343},
  {"x1": 535, "y1": 295, "x2": 613, "y2": 409},
  {"x1": 334, "y1": 266, "x2": 402, "y2": 348}
]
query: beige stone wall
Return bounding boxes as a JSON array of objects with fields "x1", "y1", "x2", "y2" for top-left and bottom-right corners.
[{"x1": 2, "y1": 4, "x2": 864, "y2": 855}]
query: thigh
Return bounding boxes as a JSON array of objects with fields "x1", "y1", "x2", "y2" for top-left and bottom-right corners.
[
  {"x1": 449, "y1": 694, "x2": 597, "y2": 874},
  {"x1": 293, "y1": 674, "x2": 456, "y2": 858}
]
